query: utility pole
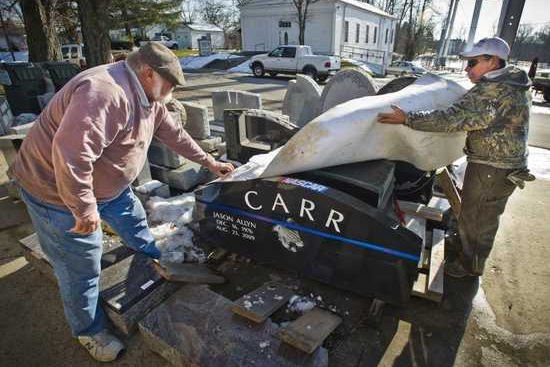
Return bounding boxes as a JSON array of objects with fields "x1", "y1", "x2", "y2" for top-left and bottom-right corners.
[
  {"x1": 497, "y1": 0, "x2": 526, "y2": 51},
  {"x1": 441, "y1": 0, "x2": 459, "y2": 64},
  {"x1": 436, "y1": 0, "x2": 454, "y2": 67},
  {"x1": 466, "y1": 0, "x2": 483, "y2": 50}
]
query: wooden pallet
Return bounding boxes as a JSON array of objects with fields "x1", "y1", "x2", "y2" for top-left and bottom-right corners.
[{"x1": 399, "y1": 197, "x2": 448, "y2": 303}]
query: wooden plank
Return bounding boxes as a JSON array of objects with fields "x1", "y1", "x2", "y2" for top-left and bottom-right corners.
[
  {"x1": 377, "y1": 320, "x2": 413, "y2": 366},
  {"x1": 231, "y1": 281, "x2": 294, "y2": 323},
  {"x1": 397, "y1": 200, "x2": 444, "y2": 222},
  {"x1": 427, "y1": 229, "x2": 445, "y2": 300},
  {"x1": 436, "y1": 168, "x2": 461, "y2": 217},
  {"x1": 277, "y1": 307, "x2": 342, "y2": 354},
  {"x1": 412, "y1": 273, "x2": 428, "y2": 296},
  {"x1": 404, "y1": 215, "x2": 429, "y2": 270},
  {"x1": 428, "y1": 196, "x2": 451, "y2": 213}
]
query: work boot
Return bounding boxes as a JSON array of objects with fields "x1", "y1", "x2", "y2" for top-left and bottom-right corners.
[
  {"x1": 444, "y1": 259, "x2": 477, "y2": 278},
  {"x1": 78, "y1": 330, "x2": 125, "y2": 362}
]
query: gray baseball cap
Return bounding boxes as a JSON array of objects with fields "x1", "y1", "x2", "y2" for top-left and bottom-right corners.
[
  {"x1": 460, "y1": 37, "x2": 510, "y2": 60},
  {"x1": 127, "y1": 42, "x2": 185, "y2": 86}
]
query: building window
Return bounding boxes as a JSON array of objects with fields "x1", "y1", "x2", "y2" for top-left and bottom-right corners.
[
  {"x1": 373, "y1": 26, "x2": 377, "y2": 44},
  {"x1": 391, "y1": 28, "x2": 394, "y2": 44},
  {"x1": 284, "y1": 32, "x2": 289, "y2": 45},
  {"x1": 279, "y1": 21, "x2": 291, "y2": 28},
  {"x1": 356, "y1": 23, "x2": 360, "y2": 43},
  {"x1": 365, "y1": 25, "x2": 369, "y2": 43},
  {"x1": 344, "y1": 21, "x2": 349, "y2": 42},
  {"x1": 385, "y1": 28, "x2": 389, "y2": 44}
]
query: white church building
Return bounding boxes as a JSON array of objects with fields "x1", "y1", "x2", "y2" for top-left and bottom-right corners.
[{"x1": 239, "y1": 0, "x2": 396, "y2": 68}]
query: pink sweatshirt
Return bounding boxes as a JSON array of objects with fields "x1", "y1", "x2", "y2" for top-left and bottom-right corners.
[{"x1": 10, "y1": 61, "x2": 214, "y2": 221}]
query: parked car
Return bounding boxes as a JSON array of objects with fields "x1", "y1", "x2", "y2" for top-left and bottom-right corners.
[
  {"x1": 386, "y1": 61, "x2": 427, "y2": 76},
  {"x1": 249, "y1": 45, "x2": 341, "y2": 82},
  {"x1": 61, "y1": 44, "x2": 86, "y2": 68},
  {"x1": 140, "y1": 35, "x2": 178, "y2": 50}
]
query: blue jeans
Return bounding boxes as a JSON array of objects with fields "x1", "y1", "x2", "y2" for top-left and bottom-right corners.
[{"x1": 19, "y1": 186, "x2": 160, "y2": 337}]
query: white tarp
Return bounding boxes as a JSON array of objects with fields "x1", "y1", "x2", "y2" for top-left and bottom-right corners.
[{"x1": 221, "y1": 73, "x2": 469, "y2": 182}]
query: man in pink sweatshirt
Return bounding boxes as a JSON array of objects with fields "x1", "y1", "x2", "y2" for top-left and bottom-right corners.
[{"x1": 10, "y1": 43, "x2": 233, "y2": 361}]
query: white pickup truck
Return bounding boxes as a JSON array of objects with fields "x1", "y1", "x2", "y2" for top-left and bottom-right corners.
[
  {"x1": 249, "y1": 45, "x2": 340, "y2": 82},
  {"x1": 140, "y1": 36, "x2": 178, "y2": 50}
]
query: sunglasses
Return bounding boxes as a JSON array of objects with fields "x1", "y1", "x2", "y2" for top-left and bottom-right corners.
[{"x1": 466, "y1": 56, "x2": 491, "y2": 68}]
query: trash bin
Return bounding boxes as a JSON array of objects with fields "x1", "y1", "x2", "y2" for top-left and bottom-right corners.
[
  {"x1": 38, "y1": 62, "x2": 80, "y2": 91},
  {"x1": 1, "y1": 63, "x2": 47, "y2": 115}
]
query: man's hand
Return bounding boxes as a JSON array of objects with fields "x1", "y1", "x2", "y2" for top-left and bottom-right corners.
[
  {"x1": 207, "y1": 160, "x2": 235, "y2": 178},
  {"x1": 377, "y1": 105, "x2": 407, "y2": 125},
  {"x1": 70, "y1": 211, "x2": 101, "y2": 235}
]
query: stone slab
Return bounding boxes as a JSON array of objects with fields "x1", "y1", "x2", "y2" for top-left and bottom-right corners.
[
  {"x1": 282, "y1": 75, "x2": 322, "y2": 127},
  {"x1": 148, "y1": 139, "x2": 187, "y2": 168},
  {"x1": 212, "y1": 90, "x2": 262, "y2": 122},
  {"x1": 181, "y1": 101, "x2": 210, "y2": 139},
  {"x1": 99, "y1": 253, "x2": 164, "y2": 313},
  {"x1": 150, "y1": 161, "x2": 210, "y2": 191},
  {"x1": 197, "y1": 136, "x2": 222, "y2": 152},
  {"x1": 319, "y1": 68, "x2": 377, "y2": 113},
  {"x1": 134, "y1": 180, "x2": 171, "y2": 205},
  {"x1": 18, "y1": 233, "x2": 177, "y2": 335},
  {"x1": 139, "y1": 284, "x2": 328, "y2": 367},
  {"x1": 7, "y1": 121, "x2": 34, "y2": 135},
  {"x1": 277, "y1": 307, "x2": 342, "y2": 354},
  {"x1": 231, "y1": 281, "x2": 294, "y2": 323}
]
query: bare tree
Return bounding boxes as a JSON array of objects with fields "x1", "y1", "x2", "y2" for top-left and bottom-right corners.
[
  {"x1": 19, "y1": 0, "x2": 61, "y2": 61},
  {"x1": 199, "y1": 0, "x2": 231, "y2": 29},
  {"x1": 77, "y1": 0, "x2": 111, "y2": 67},
  {"x1": 181, "y1": 0, "x2": 197, "y2": 24},
  {"x1": 291, "y1": 0, "x2": 320, "y2": 45}
]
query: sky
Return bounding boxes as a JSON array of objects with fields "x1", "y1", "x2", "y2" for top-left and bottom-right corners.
[{"x1": 430, "y1": 0, "x2": 549, "y2": 41}]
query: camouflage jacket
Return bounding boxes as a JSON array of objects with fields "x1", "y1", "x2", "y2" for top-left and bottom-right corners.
[{"x1": 405, "y1": 66, "x2": 532, "y2": 169}]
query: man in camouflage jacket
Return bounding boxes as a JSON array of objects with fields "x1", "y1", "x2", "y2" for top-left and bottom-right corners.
[{"x1": 378, "y1": 37, "x2": 533, "y2": 278}]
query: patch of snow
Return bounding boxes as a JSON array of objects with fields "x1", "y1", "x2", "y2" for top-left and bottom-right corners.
[
  {"x1": 135, "y1": 180, "x2": 164, "y2": 194},
  {"x1": 0, "y1": 51, "x2": 28, "y2": 62},
  {"x1": 180, "y1": 53, "x2": 240, "y2": 69},
  {"x1": 528, "y1": 146, "x2": 550, "y2": 181},
  {"x1": 227, "y1": 59, "x2": 252, "y2": 74},
  {"x1": 145, "y1": 193, "x2": 206, "y2": 264},
  {"x1": 288, "y1": 295, "x2": 316, "y2": 314},
  {"x1": 146, "y1": 193, "x2": 195, "y2": 226},
  {"x1": 259, "y1": 341, "x2": 270, "y2": 349}
]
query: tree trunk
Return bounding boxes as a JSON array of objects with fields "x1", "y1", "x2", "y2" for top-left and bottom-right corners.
[
  {"x1": 20, "y1": 0, "x2": 61, "y2": 62},
  {"x1": 404, "y1": 0, "x2": 415, "y2": 60},
  {"x1": 77, "y1": 0, "x2": 112, "y2": 67}
]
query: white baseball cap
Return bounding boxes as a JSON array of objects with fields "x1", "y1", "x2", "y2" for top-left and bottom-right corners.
[{"x1": 460, "y1": 37, "x2": 510, "y2": 60}]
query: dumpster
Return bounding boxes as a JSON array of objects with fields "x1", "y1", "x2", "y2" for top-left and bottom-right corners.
[
  {"x1": 39, "y1": 62, "x2": 80, "y2": 91},
  {"x1": 1, "y1": 63, "x2": 47, "y2": 115}
]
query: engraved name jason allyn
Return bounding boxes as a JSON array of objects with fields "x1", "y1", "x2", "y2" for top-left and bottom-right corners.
[{"x1": 244, "y1": 191, "x2": 345, "y2": 233}]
